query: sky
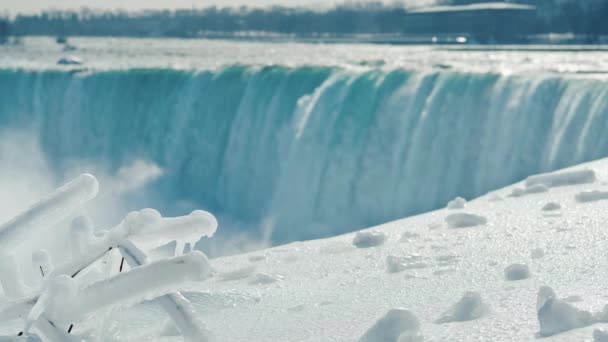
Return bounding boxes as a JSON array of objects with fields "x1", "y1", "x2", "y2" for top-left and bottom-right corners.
[{"x1": 0, "y1": 0, "x2": 432, "y2": 14}]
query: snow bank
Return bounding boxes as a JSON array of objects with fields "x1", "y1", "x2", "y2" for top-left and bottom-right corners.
[
  {"x1": 445, "y1": 213, "x2": 487, "y2": 228},
  {"x1": 504, "y1": 263, "x2": 531, "y2": 281},
  {"x1": 436, "y1": 291, "x2": 488, "y2": 323},
  {"x1": 525, "y1": 169, "x2": 596, "y2": 188},
  {"x1": 536, "y1": 286, "x2": 595, "y2": 337},
  {"x1": 353, "y1": 231, "x2": 387, "y2": 248},
  {"x1": 359, "y1": 308, "x2": 422, "y2": 342}
]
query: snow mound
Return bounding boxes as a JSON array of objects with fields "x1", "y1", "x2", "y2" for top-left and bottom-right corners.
[
  {"x1": 353, "y1": 231, "x2": 387, "y2": 248},
  {"x1": 445, "y1": 213, "x2": 487, "y2": 228},
  {"x1": 542, "y1": 202, "x2": 561, "y2": 211},
  {"x1": 446, "y1": 197, "x2": 466, "y2": 210},
  {"x1": 436, "y1": 291, "x2": 488, "y2": 323},
  {"x1": 594, "y1": 328, "x2": 608, "y2": 342},
  {"x1": 504, "y1": 263, "x2": 531, "y2": 281},
  {"x1": 537, "y1": 286, "x2": 595, "y2": 337},
  {"x1": 525, "y1": 169, "x2": 596, "y2": 188},
  {"x1": 575, "y1": 190, "x2": 608, "y2": 203},
  {"x1": 359, "y1": 308, "x2": 423, "y2": 342}
]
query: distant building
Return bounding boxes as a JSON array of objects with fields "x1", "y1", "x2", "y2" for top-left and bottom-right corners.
[{"x1": 404, "y1": 2, "x2": 537, "y2": 43}]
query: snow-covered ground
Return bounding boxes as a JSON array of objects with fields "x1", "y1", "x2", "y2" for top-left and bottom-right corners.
[
  {"x1": 5, "y1": 158, "x2": 608, "y2": 341},
  {"x1": 186, "y1": 158, "x2": 608, "y2": 341}
]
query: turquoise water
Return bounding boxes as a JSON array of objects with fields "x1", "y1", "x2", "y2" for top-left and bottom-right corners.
[{"x1": 1, "y1": 38, "x2": 608, "y2": 246}]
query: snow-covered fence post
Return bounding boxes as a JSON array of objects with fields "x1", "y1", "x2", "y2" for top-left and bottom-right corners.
[
  {"x1": 0, "y1": 174, "x2": 219, "y2": 342},
  {"x1": 119, "y1": 240, "x2": 212, "y2": 341},
  {"x1": 0, "y1": 174, "x2": 98, "y2": 298}
]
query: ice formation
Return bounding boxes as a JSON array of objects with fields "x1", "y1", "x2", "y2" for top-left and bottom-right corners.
[
  {"x1": 359, "y1": 308, "x2": 423, "y2": 342},
  {"x1": 0, "y1": 174, "x2": 218, "y2": 342},
  {"x1": 436, "y1": 291, "x2": 488, "y2": 324},
  {"x1": 536, "y1": 286, "x2": 595, "y2": 337}
]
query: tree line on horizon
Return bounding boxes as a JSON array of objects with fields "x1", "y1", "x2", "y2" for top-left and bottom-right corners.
[{"x1": 0, "y1": 0, "x2": 607, "y2": 42}]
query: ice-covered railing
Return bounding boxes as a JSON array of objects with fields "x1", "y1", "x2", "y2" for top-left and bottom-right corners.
[{"x1": 0, "y1": 174, "x2": 218, "y2": 342}]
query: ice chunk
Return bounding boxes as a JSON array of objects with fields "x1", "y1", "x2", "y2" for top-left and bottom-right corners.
[
  {"x1": 525, "y1": 169, "x2": 596, "y2": 188},
  {"x1": 594, "y1": 329, "x2": 608, "y2": 342},
  {"x1": 352, "y1": 231, "x2": 386, "y2": 248},
  {"x1": 360, "y1": 308, "x2": 422, "y2": 342},
  {"x1": 510, "y1": 184, "x2": 549, "y2": 197},
  {"x1": 575, "y1": 190, "x2": 608, "y2": 203},
  {"x1": 445, "y1": 213, "x2": 487, "y2": 228},
  {"x1": 446, "y1": 197, "x2": 466, "y2": 210},
  {"x1": 436, "y1": 291, "x2": 488, "y2": 323},
  {"x1": 542, "y1": 202, "x2": 561, "y2": 211},
  {"x1": 0, "y1": 174, "x2": 98, "y2": 252},
  {"x1": 536, "y1": 286, "x2": 595, "y2": 337},
  {"x1": 504, "y1": 263, "x2": 531, "y2": 281}
]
